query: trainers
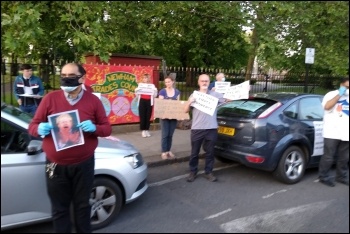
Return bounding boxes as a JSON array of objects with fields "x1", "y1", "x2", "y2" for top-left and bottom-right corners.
[
  {"x1": 145, "y1": 131, "x2": 151, "y2": 137},
  {"x1": 167, "y1": 151, "x2": 175, "y2": 159},
  {"x1": 141, "y1": 131, "x2": 147, "y2": 138},
  {"x1": 319, "y1": 179, "x2": 335, "y2": 187},
  {"x1": 161, "y1": 152, "x2": 168, "y2": 160},
  {"x1": 336, "y1": 179, "x2": 349, "y2": 186},
  {"x1": 204, "y1": 173, "x2": 217, "y2": 182},
  {"x1": 186, "y1": 172, "x2": 197, "y2": 182}
]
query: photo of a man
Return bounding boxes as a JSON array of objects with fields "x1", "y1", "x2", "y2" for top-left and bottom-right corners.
[{"x1": 48, "y1": 110, "x2": 84, "y2": 151}]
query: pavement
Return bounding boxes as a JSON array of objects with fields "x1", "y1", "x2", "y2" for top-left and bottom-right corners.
[{"x1": 110, "y1": 123, "x2": 204, "y2": 168}]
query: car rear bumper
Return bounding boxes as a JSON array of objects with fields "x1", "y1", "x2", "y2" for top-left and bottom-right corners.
[{"x1": 214, "y1": 144, "x2": 276, "y2": 171}]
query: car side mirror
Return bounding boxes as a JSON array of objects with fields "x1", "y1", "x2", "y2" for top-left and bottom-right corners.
[{"x1": 27, "y1": 140, "x2": 43, "y2": 155}]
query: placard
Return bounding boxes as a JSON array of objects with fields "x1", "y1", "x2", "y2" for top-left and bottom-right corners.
[
  {"x1": 154, "y1": 98, "x2": 190, "y2": 120},
  {"x1": 191, "y1": 91, "x2": 219, "y2": 116},
  {"x1": 224, "y1": 81, "x2": 250, "y2": 100}
]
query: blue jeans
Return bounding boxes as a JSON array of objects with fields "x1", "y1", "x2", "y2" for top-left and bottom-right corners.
[
  {"x1": 20, "y1": 104, "x2": 37, "y2": 115},
  {"x1": 160, "y1": 119, "x2": 178, "y2": 152}
]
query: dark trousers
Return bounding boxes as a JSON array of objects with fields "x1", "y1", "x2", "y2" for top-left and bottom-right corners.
[
  {"x1": 138, "y1": 98, "x2": 152, "y2": 130},
  {"x1": 46, "y1": 156, "x2": 95, "y2": 233},
  {"x1": 160, "y1": 119, "x2": 178, "y2": 152},
  {"x1": 189, "y1": 129, "x2": 218, "y2": 174},
  {"x1": 318, "y1": 138, "x2": 349, "y2": 182}
]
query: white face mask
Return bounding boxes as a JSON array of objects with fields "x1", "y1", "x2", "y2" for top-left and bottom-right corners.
[
  {"x1": 61, "y1": 86, "x2": 79, "y2": 93},
  {"x1": 221, "y1": 77, "x2": 225, "y2": 82}
]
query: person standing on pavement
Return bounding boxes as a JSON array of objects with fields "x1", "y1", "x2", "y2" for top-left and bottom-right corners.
[
  {"x1": 318, "y1": 77, "x2": 349, "y2": 187},
  {"x1": 184, "y1": 74, "x2": 225, "y2": 182},
  {"x1": 13, "y1": 64, "x2": 45, "y2": 115},
  {"x1": 135, "y1": 73, "x2": 158, "y2": 137},
  {"x1": 28, "y1": 63, "x2": 112, "y2": 233},
  {"x1": 158, "y1": 76, "x2": 181, "y2": 159},
  {"x1": 208, "y1": 72, "x2": 225, "y2": 91}
]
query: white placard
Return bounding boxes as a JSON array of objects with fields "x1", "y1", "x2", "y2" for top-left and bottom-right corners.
[
  {"x1": 24, "y1": 86, "x2": 33, "y2": 95},
  {"x1": 223, "y1": 81, "x2": 250, "y2": 100},
  {"x1": 214, "y1": 81, "x2": 231, "y2": 93},
  {"x1": 191, "y1": 91, "x2": 219, "y2": 116},
  {"x1": 135, "y1": 83, "x2": 156, "y2": 95},
  {"x1": 312, "y1": 121, "x2": 324, "y2": 156}
]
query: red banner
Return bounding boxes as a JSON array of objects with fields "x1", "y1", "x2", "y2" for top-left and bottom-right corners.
[{"x1": 84, "y1": 64, "x2": 154, "y2": 125}]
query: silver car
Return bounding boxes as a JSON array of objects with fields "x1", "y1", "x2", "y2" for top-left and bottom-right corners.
[{"x1": 1, "y1": 102, "x2": 148, "y2": 231}]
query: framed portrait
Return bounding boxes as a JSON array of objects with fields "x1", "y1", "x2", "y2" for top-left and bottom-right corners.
[{"x1": 48, "y1": 110, "x2": 84, "y2": 151}]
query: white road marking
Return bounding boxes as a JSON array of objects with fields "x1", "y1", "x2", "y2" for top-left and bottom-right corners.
[
  {"x1": 204, "y1": 209, "x2": 232, "y2": 220},
  {"x1": 148, "y1": 164, "x2": 237, "y2": 187},
  {"x1": 220, "y1": 200, "x2": 333, "y2": 233},
  {"x1": 262, "y1": 189, "x2": 290, "y2": 199}
]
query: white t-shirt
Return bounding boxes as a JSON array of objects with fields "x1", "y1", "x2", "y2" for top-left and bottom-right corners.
[{"x1": 322, "y1": 90, "x2": 349, "y2": 141}]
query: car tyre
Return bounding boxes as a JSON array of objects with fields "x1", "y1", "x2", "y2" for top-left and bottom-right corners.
[
  {"x1": 90, "y1": 177, "x2": 123, "y2": 230},
  {"x1": 273, "y1": 146, "x2": 306, "y2": 184}
]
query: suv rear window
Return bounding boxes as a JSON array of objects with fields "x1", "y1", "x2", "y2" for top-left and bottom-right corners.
[{"x1": 217, "y1": 99, "x2": 277, "y2": 118}]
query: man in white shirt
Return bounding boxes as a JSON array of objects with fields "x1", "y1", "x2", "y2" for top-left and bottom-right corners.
[{"x1": 318, "y1": 77, "x2": 349, "y2": 187}]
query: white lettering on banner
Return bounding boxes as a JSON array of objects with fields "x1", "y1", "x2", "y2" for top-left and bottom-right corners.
[
  {"x1": 215, "y1": 81, "x2": 231, "y2": 93},
  {"x1": 224, "y1": 81, "x2": 250, "y2": 100},
  {"x1": 312, "y1": 121, "x2": 324, "y2": 156},
  {"x1": 191, "y1": 91, "x2": 218, "y2": 116}
]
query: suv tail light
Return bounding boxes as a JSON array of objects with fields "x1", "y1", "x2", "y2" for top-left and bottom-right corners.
[{"x1": 257, "y1": 102, "x2": 282, "y2": 119}]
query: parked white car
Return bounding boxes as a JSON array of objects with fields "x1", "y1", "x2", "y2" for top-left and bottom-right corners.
[{"x1": 1, "y1": 102, "x2": 148, "y2": 231}]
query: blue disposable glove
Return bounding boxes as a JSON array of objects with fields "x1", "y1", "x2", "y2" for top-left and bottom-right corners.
[
  {"x1": 38, "y1": 122, "x2": 53, "y2": 136},
  {"x1": 338, "y1": 86, "x2": 346, "y2": 96},
  {"x1": 77, "y1": 120, "x2": 96, "y2": 132}
]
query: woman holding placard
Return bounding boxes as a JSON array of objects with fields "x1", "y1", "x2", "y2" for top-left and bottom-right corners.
[{"x1": 158, "y1": 76, "x2": 181, "y2": 159}]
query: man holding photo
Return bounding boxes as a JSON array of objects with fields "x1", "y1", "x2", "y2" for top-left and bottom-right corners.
[{"x1": 28, "y1": 63, "x2": 112, "y2": 233}]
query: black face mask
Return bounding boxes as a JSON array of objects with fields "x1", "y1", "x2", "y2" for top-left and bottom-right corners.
[{"x1": 60, "y1": 76, "x2": 82, "y2": 87}]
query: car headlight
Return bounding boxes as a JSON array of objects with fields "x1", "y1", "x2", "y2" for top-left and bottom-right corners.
[{"x1": 124, "y1": 153, "x2": 144, "y2": 169}]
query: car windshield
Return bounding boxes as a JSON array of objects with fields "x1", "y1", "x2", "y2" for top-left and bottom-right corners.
[
  {"x1": 1, "y1": 103, "x2": 33, "y2": 124},
  {"x1": 217, "y1": 99, "x2": 277, "y2": 118}
]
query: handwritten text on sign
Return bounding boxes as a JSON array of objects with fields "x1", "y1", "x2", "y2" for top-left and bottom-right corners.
[
  {"x1": 135, "y1": 83, "x2": 156, "y2": 95},
  {"x1": 214, "y1": 81, "x2": 231, "y2": 93},
  {"x1": 191, "y1": 91, "x2": 219, "y2": 116},
  {"x1": 154, "y1": 98, "x2": 190, "y2": 120},
  {"x1": 224, "y1": 80, "x2": 250, "y2": 100}
]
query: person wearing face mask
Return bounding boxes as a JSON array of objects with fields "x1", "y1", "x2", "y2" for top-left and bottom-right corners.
[
  {"x1": 13, "y1": 64, "x2": 44, "y2": 114},
  {"x1": 184, "y1": 74, "x2": 225, "y2": 182},
  {"x1": 208, "y1": 72, "x2": 225, "y2": 91},
  {"x1": 318, "y1": 76, "x2": 349, "y2": 187},
  {"x1": 28, "y1": 63, "x2": 112, "y2": 233}
]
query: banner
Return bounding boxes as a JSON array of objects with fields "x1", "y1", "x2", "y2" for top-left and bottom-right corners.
[
  {"x1": 84, "y1": 64, "x2": 154, "y2": 125},
  {"x1": 154, "y1": 98, "x2": 190, "y2": 120}
]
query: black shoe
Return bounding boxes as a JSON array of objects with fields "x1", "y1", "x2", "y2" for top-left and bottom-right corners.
[
  {"x1": 336, "y1": 179, "x2": 349, "y2": 186},
  {"x1": 319, "y1": 179, "x2": 335, "y2": 187},
  {"x1": 204, "y1": 173, "x2": 217, "y2": 182},
  {"x1": 186, "y1": 172, "x2": 197, "y2": 182}
]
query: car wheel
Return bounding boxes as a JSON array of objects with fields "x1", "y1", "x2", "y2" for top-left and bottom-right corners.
[
  {"x1": 90, "y1": 177, "x2": 123, "y2": 230},
  {"x1": 273, "y1": 146, "x2": 306, "y2": 184}
]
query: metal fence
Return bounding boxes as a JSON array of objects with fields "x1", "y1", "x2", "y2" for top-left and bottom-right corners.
[{"x1": 1, "y1": 61, "x2": 343, "y2": 105}]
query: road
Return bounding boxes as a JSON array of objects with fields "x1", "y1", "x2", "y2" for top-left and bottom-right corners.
[{"x1": 3, "y1": 159, "x2": 349, "y2": 233}]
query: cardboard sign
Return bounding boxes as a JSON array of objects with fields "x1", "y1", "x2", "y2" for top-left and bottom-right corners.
[{"x1": 154, "y1": 98, "x2": 190, "y2": 120}]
